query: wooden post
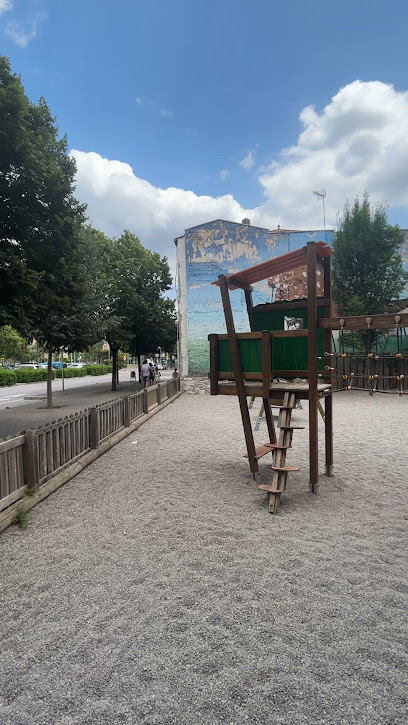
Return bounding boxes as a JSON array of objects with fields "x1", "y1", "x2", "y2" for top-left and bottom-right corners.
[
  {"x1": 124, "y1": 397, "x2": 130, "y2": 428},
  {"x1": 261, "y1": 329, "x2": 277, "y2": 444},
  {"x1": 89, "y1": 407, "x2": 99, "y2": 449},
  {"x1": 307, "y1": 242, "x2": 319, "y2": 493},
  {"x1": 208, "y1": 334, "x2": 219, "y2": 395},
  {"x1": 219, "y1": 275, "x2": 259, "y2": 479},
  {"x1": 24, "y1": 429, "x2": 39, "y2": 488},
  {"x1": 323, "y1": 255, "x2": 333, "y2": 476},
  {"x1": 143, "y1": 387, "x2": 149, "y2": 413}
]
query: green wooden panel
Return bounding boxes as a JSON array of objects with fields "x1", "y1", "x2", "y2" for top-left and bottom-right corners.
[{"x1": 217, "y1": 303, "x2": 326, "y2": 374}]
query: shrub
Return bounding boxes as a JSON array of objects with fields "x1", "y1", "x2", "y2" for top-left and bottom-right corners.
[
  {"x1": 103, "y1": 358, "x2": 125, "y2": 368},
  {"x1": 55, "y1": 367, "x2": 87, "y2": 378},
  {"x1": 0, "y1": 368, "x2": 17, "y2": 386},
  {"x1": 85, "y1": 364, "x2": 111, "y2": 376},
  {"x1": 14, "y1": 368, "x2": 55, "y2": 383}
]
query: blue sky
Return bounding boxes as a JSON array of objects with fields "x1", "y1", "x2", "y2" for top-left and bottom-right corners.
[{"x1": 2, "y1": 0, "x2": 408, "y2": 260}]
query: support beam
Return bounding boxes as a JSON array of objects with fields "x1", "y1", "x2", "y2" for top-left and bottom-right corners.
[
  {"x1": 323, "y1": 256, "x2": 333, "y2": 477},
  {"x1": 307, "y1": 242, "x2": 319, "y2": 493},
  {"x1": 218, "y1": 275, "x2": 259, "y2": 479}
]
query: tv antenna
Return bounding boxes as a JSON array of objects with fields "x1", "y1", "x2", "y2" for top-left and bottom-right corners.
[{"x1": 313, "y1": 188, "x2": 326, "y2": 239}]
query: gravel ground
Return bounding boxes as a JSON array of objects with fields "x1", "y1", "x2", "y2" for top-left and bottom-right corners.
[{"x1": 1, "y1": 392, "x2": 407, "y2": 724}]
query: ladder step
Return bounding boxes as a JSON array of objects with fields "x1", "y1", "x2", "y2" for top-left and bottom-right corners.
[
  {"x1": 278, "y1": 425, "x2": 305, "y2": 430},
  {"x1": 271, "y1": 466, "x2": 300, "y2": 472},
  {"x1": 258, "y1": 484, "x2": 284, "y2": 493}
]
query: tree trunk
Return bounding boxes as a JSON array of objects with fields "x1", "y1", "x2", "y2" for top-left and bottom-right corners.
[
  {"x1": 46, "y1": 349, "x2": 53, "y2": 408},
  {"x1": 111, "y1": 347, "x2": 118, "y2": 391},
  {"x1": 137, "y1": 354, "x2": 141, "y2": 383}
]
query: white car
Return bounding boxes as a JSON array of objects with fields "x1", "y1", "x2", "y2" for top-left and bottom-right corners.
[
  {"x1": 15, "y1": 363, "x2": 39, "y2": 369},
  {"x1": 67, "y1": 362, "x2": 86, "y2": 368}
]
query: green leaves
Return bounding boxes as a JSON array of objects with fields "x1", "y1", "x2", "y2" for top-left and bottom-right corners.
[{"x1": 332, "y1": 192, "x2": 408, "y2": 316}]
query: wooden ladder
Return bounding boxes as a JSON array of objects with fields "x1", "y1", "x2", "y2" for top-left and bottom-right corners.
[{"x1": 257, "y1": 392, "x2": 304, "y2": 514}]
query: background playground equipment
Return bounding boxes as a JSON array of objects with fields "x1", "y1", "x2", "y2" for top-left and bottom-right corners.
[{"x1": 208, "y1": 241, "x2": 408, "y2": 514}]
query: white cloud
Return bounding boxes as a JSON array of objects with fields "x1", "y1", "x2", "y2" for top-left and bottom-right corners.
[
  {"x1": 220, "y1": 169, "x2": 230, "y2": 180},
  {"x1": 5, "y1": 12, "x2": 45, "y2": 47},
  {"x1": 136, "y1": 97, "x2": 142, "y2": 106},
  {"x1": 71, "y1": 80, "x2": 408, "y2": 267},
  {"x1": 71, "y1": 150, "x2": 248, "y2": 264},
  {"x1": 160, "y1": 109, "x2": 173, "y2": 119},
  {"x1": 238, "y1": 150, "x2": 255, "y2": 170},
  {"x1": 257, "y1": 80, "x2": 408, "y2": 229},
  {"x1": 0, "y1": 0, "x2": 12, "y2": 16}
]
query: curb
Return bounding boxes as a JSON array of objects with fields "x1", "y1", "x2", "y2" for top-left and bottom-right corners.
[{"x1": 0, "y1": 390, "x2": 183, "y2": 534}]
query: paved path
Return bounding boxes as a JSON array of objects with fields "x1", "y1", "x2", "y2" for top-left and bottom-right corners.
[
  {"x1": 0, "y1": 372, "x2": 146, "y2": 439},
  {"x1": 1, "y1": 392, "x2": 407, "y2": 724}
]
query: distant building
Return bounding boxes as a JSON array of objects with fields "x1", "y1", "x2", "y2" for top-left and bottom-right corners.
[{"x1": 175, "y1": 219, "x2": 408, "y2": 377}]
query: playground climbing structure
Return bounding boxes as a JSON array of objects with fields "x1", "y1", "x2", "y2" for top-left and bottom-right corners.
[{"x1": 208, "y1": 241, "x2": 408, "y2": 513}]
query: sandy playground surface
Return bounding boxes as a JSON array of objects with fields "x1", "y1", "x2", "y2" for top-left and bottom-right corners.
[{"x1": 1, "y1": 391, "x2": 407, "y2": 724}]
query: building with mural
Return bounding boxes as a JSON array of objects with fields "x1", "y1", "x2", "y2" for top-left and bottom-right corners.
[{"x1": 175, "y1": 219, "x2": 408, "y2": 378}]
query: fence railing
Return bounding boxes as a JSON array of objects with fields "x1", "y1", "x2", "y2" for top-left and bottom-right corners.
[
  {"x1": 0, "y1": 377, "x2": 181, "y2": 517},
  {"x1": 331, "y1": 356, "x2": 408, "y2": 391}
]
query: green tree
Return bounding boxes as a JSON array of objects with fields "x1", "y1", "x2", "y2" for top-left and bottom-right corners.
[
  {"x1": 0, "y1": 56, "x2": 93, "y2": 405},
  {"x1": 0, "y1": 325, "x2": 27, "y2": 362},
  {"x1": 90, "y1": 228, "x2": 174, "y2": 390},
  {"x1": 332, "y1": 193, "x2": 408, "y2": 316}
]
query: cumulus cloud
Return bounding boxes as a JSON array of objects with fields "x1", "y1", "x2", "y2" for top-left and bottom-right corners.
[
  {"x1": 257, "y1": 80, "x2": 408, "y2": 229},
  {"x1": 220, "y1": 169, "x2": 230, "y2": 180},
  {"x1": 238, "y1": 150, "x2": 255, "y2": 170},
  {"x1": 71, "y1": 80, "x2": 408, "y2": 267},
  {"x1": 71, "y1": 150, "x2": 249, "y2": 264},
  {"x1": 5, "y1": 12, "x2": 45, "y2": 47},
  {"x1": 0, "y1": 0, "x2": 12, "y2": 16},
  {"x1": 160, "y1": 109, "x2": 173, "y2": 119}
]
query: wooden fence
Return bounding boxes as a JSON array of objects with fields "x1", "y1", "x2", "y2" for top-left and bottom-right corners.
[{"x1": 0, "y1": 378, "x2": 180, "y2": 516}]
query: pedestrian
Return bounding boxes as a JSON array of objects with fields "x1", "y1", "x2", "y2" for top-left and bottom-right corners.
[
  {"x1": 141, "y1": 359, "x2": 150, "y2": 388},
  {"x1": 172, "y1": 368, "x2": 179, "y2": 380},
  {"x1": 149, "y1": 362, "x2": 155, "y2": 385}
]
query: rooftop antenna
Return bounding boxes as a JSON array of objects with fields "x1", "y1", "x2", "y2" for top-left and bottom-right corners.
[{"x1": 313, "y1": 188, "x2": 326, "y2": 240}]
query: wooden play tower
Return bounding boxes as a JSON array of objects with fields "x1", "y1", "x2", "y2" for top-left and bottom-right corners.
[{"x1": 208, "y1": 241, "x2": 407, "y2": 513}]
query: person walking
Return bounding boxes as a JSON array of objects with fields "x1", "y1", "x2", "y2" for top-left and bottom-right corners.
[{"x1": 141, "y1": 360, "x2": 151, "y2": 388}]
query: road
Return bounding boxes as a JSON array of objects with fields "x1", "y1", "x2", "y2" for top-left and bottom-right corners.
[
  {"x1": 0, "y1": 369, "x2": 173, "y2": 411},
  {"x1": 0, "y1": 370, "x2": 133, "y2": 411}
]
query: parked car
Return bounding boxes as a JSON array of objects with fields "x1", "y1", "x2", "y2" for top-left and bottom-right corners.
[
  {"x1": 1, "y1": 364, "x2": 15, "y2": 370},
  {"x1": 67, "y1": 362, "x2": 86, "y2": 368},
  {"x1": 15, "y1": 363, "x2": 39, "y2": 369}
]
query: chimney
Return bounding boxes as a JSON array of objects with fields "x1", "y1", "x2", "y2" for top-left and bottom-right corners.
[{"x1": 242, "y1": 218, "x2": 250, "y2": 225}]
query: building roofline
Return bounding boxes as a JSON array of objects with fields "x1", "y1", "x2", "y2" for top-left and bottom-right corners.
[{"x1": 182, "y1": 219, "x2": 334, "y2": 234}]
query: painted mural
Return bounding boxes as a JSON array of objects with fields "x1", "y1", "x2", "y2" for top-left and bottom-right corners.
[
  {"x1": 185, "y1": 220, "x2": 334, "y2": 375},
  {"x1": 184, "y1": 220, "x2": 408, "y2": 375}
]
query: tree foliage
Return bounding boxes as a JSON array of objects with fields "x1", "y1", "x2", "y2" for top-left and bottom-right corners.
[
  {"x1": 332, "y1": 193, "x2": 408, "y2": 316},
  {"x1": 89, "y1": 229, "x2": 176, "y2": 389},
  {"x1": 0, "y1": 325, "x2": 27, "y2": 361}
]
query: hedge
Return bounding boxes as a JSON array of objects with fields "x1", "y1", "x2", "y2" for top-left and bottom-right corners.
[
  {"x1": 85, "y1": 364, "x2": 111, "y2": 376},
  {"x1": 55, "y1": 367, "x2": 87, "y2": 378},
  {"x1": 14, "y1": 368, "x2": 56, "y2": 383},
  {"x1": 0, "y1": 368, "x2": 17, "y2": 386}
]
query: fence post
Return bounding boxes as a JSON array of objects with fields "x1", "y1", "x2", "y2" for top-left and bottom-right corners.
[
  {"x1": 24, "y1": 429, "x2": 39, "y2": 488},
  {"x1": 167, "y1": 380, "x2": 171, "y2": 399},
  {"x1": 124, "y1": 396, "x2": 130, "y2": 427},
  {"x1": 89, "y1": 407, "x2": 99, "y2": 449},
  {"x1": 157, "y1": 383, "x2": 162, "y2": 406},
  {"x1": 143, "y1": 388, "x2": 149, "y2": 413}
]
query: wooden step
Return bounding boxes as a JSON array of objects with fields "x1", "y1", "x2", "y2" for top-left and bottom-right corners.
[
  {"x1": 271, "y1": 465, "x2": 300, "y2": 472},
  {"x1": 258, "y1": 484, "x2": 284, "y2": 493},
  {"x1": 278, "y1": 425, "x2": 305, "y2": 430}
]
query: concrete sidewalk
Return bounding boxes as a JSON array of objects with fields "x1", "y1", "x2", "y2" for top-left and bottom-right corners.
[{"x1": 0, "y1": 375, "x2": 144, "y2": 439}]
